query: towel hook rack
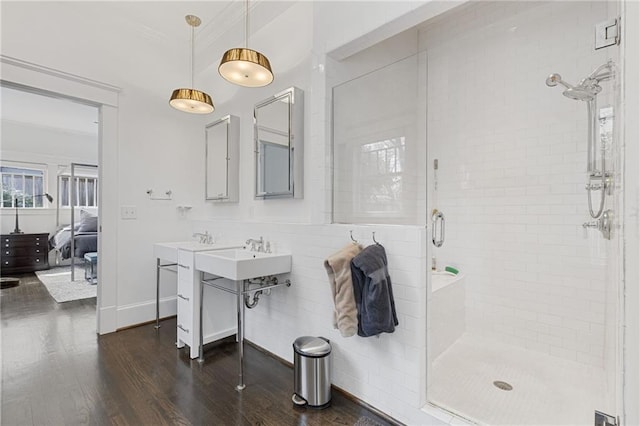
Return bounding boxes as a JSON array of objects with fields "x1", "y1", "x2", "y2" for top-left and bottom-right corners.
[
  {"x1": 350, "y1": 230, "x2": 358, "y2": 243},
  {"x1": 372, "y1": 231, "x2": 380, "y2": 245},
  {"x1": 146, "y1": 189, "x2": 173, "y2": 201}
]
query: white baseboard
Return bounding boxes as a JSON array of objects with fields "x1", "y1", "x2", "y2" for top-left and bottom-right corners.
[
  {"x1": 98, "y1": 304, "x2": 117, "y2": 335},
  {"x1": 116, "y1": 297, "x2": 177, "y2": 330}
]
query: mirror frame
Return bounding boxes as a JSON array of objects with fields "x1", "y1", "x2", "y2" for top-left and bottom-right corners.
[
  {"x1": 205, "y1": 114, "x2": 239, "y2": 202},
  {"x1": 254, "y1": 86, "x2": 304, "y2": 199}
]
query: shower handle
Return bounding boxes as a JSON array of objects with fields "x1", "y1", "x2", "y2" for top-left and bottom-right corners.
[
  {"x1": 432, "y1": 211, "x2": 445, "y2": 248},
  {"x1": 582, "y1": 209, "x2": 613, "y2": 240}
]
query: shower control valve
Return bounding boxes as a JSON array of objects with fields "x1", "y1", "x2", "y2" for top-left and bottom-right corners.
[
  {"x1": 582, "y1": 209, "x2": 614, "y2": 240},
  {"x1": 586, "y1": 172, "x2": 614, "y2": 195}
]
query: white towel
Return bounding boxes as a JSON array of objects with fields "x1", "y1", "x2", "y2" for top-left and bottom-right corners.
[{"x1": 324, "y1": 243, "x2": 362, "y2": 337}]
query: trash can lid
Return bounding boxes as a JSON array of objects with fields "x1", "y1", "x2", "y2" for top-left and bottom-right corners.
[{"x1": 293, "y1": 336, "x2": 331, "y2": 356}]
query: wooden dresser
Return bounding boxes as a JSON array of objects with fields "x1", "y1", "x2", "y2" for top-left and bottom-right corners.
[{"x1": 1, "y1": 233, "x2": 50, "y2": 275}]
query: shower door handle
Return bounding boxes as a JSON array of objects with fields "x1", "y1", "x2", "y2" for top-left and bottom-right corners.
[{"x1": 432, "y1": 211, "x2": 445, "y2": 248}]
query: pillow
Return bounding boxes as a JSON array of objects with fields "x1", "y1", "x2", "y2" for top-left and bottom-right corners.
[{"x1": 78, "y1": 210, "x2": 98, "y2": 232}]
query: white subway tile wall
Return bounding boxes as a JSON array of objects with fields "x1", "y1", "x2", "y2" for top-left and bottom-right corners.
[
  {"x1": 421, "y1": 1, "x2": 618, "y2": 369},
  {"x1": 332, "y1": 41, "x2": 425, "y2": 226},
  {"x1": 193, "y1": 220, "x2": 428, "y2": 425}
]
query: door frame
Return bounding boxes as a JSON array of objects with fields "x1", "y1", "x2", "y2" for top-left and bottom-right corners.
[{"x1": 1, "y1": 54, "x2": 120, "y2": 334}]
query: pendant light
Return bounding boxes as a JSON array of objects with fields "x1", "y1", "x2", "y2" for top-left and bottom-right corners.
[
  {"x1": 170, "y1": 15, "x2": 214, "y2": 114},
  {"x1": 218, "y1": 0, "x2": 273, "y2": 87}
]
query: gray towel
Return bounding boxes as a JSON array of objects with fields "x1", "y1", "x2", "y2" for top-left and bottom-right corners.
[
  {"x1": 324, "y1": 243, "x2": 362, "y2": 337},
  {"x1": 350, "y1": 244, "x2": 398, "y2": 337}
]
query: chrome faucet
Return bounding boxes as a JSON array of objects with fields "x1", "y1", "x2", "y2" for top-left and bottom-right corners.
[
  {"x1": 193, "y1": 231, "x2": 214, "y2": 244},
  {"x1": 245, "y1": 236, "x2": 264, "y2": 252}
]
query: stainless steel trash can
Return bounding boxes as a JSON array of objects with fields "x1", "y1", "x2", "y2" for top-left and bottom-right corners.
[{"x1": 292, "y1": 336, "x2": 331, "y2": 408}]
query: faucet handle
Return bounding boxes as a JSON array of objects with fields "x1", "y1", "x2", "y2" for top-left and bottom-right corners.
[{"x1": 265, "y1": 241, "x2": 271, "y2": 253}]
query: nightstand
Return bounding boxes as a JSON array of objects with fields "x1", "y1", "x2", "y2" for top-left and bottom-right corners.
[{"x1": 0, "y1": 233, "x2": 50, "y2": 275}]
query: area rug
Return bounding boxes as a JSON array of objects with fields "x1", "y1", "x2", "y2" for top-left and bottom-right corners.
[{"x1": 35, "y1": 266, "x2": 96, "y2": 303}]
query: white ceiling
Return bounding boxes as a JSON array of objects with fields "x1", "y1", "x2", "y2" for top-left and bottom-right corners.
[
  {"x1": 0, "y1": 1, "x2": 308, "y2": 132},
  {"x1": 1, "y1": 85, "x2": 99, "y2": 136},
  {"x1": 0, "y1": 1, "x2": 302, "y2": 103}
]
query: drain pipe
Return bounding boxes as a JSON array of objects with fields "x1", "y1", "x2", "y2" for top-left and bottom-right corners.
[
  {"x1": 244, "y1": 290, "x2": 263, "y2": 309},
  {"x1": 243, "y1": 276, "x2": 283, "y2": 309}
]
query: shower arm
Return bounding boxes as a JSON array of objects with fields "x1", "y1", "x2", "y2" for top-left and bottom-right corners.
[
  {"x1": 587, "y1": 60, "x2": 614, "y2": 82},
  {"x1": 580, "y1": 61, "x2": 615, "y2": 93}
]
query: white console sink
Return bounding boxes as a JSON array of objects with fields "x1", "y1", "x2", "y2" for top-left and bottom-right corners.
[
  {"x1": 154, "y1": 241, "x2": 243, "y2": 263},
  {"x1": 195, "y1": 249, "x2": 292, "y2": 281}
]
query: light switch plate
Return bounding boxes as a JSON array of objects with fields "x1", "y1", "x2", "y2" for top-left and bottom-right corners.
[{"x1": 121, "y1": 205, "x2": 137, "y2": 220}]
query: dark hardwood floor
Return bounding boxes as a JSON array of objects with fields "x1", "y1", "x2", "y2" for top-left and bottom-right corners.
[{"x1": 1, "y1": 273, "x2": 394, "y2": 425}]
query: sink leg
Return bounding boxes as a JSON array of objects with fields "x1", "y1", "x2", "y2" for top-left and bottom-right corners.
[
  {"x1": 198, "y1": 271, "x2": 205, "y2": 364},
  {"x1": 154, "y1": 258, "x2": 161, "y2": 330},
  {"x1": 236, "y1": 279, "x2": 246, "y2": 391}
]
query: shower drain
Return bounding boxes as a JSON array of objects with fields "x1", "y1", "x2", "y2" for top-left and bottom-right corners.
[{"x1": 493, "y1": 381, "x2": 513, "y2": 391}]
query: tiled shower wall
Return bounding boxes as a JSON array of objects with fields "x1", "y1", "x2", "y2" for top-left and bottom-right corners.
[
  {"x1": 333, "y1": 53, "x2": 424, "y2": 225},
  {"x1": 331, "y1": 29, "x2": 426, "y2": 226},
  {"x1": 421, "y1": 1, "x2": 618, "y2": 367}
]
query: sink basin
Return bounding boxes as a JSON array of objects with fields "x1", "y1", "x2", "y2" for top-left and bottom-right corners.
[
  {"x1": 195, "y1": 249, "x2": 292, "y2": 281},
  {"x1": 154, "y1": 241, "x2": 244, "y2": 262}
]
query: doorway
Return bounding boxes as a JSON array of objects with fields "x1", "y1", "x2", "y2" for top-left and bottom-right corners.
[{"x1": 1, "y1": 54, "x2": 120, "y2": 334}]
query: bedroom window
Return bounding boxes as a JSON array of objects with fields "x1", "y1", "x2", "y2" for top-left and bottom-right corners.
[
  {"x1": 0, "y1": 166, "x2": 46, "y2": 208},
  {"x1": 60, "y1": 176, "x2": 98, "y2": 207}
]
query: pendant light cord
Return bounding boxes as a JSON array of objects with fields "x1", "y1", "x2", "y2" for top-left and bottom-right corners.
[
  {"x1": 190, "y1": 23, "x2": 194, "y2": 88},
  {"x1": 245, "y1": 0, "x2": 249, "y2": 49}
]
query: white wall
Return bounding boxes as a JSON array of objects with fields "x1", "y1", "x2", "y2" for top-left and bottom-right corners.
[
  {"x1": 422, "y1": 1, "x2": 618, "y2": 372},
  {"x1": 0, "y1": 120, "x2": 98, "y2": 235},
  {"x1": 112, "y1": 90, "x2": 204, "y2": 319},
  {"x1": 192, "y1": 2, "x2": 314, "y2": 225}
]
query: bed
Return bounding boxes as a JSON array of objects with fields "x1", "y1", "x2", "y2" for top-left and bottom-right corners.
[
  {"x1": 49, "y1": 210, "x2": 98, "y2": 261},
  {"x1": 49, "y1": 228, "x2": 97, "y2": 260},
  {"x1": 51, "y1": 163, "x2": 99, "y2": 280}
]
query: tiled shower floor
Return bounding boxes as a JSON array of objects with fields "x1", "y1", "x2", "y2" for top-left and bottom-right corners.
[{"x1": 428, "y1": 333, "x2": 612, "y2": 425}]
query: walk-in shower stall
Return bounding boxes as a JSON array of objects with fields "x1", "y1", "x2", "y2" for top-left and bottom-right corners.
[
  {"x1": 332, "y1": 1, "x2": 625, "y2": 424},
  {"x1": 424, "y1": 2, "x2": 622, "y2": 424}
]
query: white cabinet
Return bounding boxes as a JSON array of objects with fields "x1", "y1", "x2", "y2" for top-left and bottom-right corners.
[{"x1": 154, "y1": 241, "x2": 242, "y2": 359}]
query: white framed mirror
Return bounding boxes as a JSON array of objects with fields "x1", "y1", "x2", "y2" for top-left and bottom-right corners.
[
  {"x1": 205, "y1": 115, "x2": 239, "y2": 202},
  {"x1": 254, "y1": 87, "x2": 304, "y2": 199}
]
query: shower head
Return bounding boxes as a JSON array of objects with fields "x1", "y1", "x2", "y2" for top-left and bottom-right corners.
[
  {"x1": 547, "y1": 61, "x2": 613, "y2": 102},
  {"x1": 562, "y1": 86, "x2": 596, "y2": 101},
  {"x1": 546, "y1": 73, "x2": 597, "y2": 101}
]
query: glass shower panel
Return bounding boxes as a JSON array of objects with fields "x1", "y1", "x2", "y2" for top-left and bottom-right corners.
[
  {"x1": 332, "y1": 54, "x2": 425, "y2": 225},
  {"x1": 423, "y1": 1, "x2": 620, "y2": 424}
]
